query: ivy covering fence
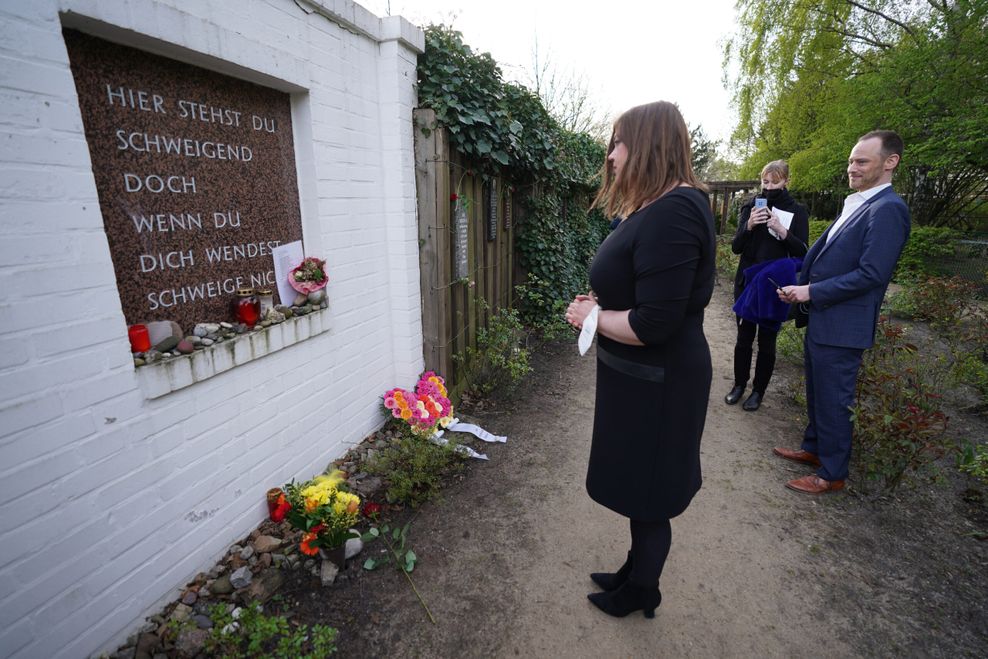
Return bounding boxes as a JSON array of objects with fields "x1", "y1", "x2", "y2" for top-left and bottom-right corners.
[{"x1": 414, "y1": 25, "x2": 609, "y2": 393}]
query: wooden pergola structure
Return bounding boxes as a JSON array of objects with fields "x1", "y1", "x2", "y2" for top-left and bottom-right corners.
[{"x1": 706, "y1": 180, "x2": 759, "y2": 234}]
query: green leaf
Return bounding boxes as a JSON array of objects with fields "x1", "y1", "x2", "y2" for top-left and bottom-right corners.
[
  {"x1": 475, "y1": 138, "x2": 492, "y2": 155},
  {"x1": 509, "y1": 120, "x2": 523, "y2": 134},
  {"x1": 491, "y1": 150, "x2": 509, "y2": 165},
  {"x1": 363, "y1": 558, "x2": 379, "y2": 570}
]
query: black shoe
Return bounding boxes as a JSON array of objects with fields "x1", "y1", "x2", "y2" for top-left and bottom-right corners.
[
  {"x1": 587, "y1": 580, "x2": 662, "y2": 619},
  {"x1": 590, "y1": 552, "x2": 632, "y2": 592},
  {"x1": 725, "y1": 385, "x2": 745, "y2": 405},
  {"x1": 742, "y1": 391, "x2": 762, "y2": 411}
]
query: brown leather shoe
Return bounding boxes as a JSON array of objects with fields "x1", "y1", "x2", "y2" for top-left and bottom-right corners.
[
  {"x1": 785, "y1": 475, "x2": 845, "y2": 494},
  {"x1": 773, "y1": 447, "x2": 822, "y2": 467}
]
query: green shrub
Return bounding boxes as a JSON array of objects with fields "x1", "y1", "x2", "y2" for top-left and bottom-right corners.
[
  {"x1": 807, "y1": 219, "x2": 830, "y2": 244},
  {"x1": 952, "y1": 354, "x2": 988, "y2": 399},
  {"x1": 515, "y1": 190, "x2": 609, "y2": 326},
  {"x1": 365, "y1": 432, "x2": 464, "y2": 507},
  {"x1": 949, "y1": 320, "x2": 988, "y2": 405},
  {"x1": 900, "y1": 275, "x2": 977, "y2": 329},
  {"x1": 776, "y1": 322, "x2": 805, "y2": 365},
  {"x1": 463, "y1": 304, "x2": 531, "y2": 394},
  {"x1": 957, "y1": 441, "x2": 988, "y2": 485},
  {"x1": 202, "y1": 603, "x2": 337, "y2": 659},
  {"x1": 895, "y1": 226, "x2": 956, "y2": 281},
  {"x1": 715, "y1": 235, "x2": 739, "y2": 280},
  {"x1": 514, "y1": 276, "x2": 572, "y2": 341},
  {"x1": 852, "y1": 321, "x2": 951, "y2": 490}
]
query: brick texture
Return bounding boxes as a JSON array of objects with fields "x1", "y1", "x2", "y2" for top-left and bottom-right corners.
[{"x1": 0, "y1": 1, "x2": 425, "y2": 657}]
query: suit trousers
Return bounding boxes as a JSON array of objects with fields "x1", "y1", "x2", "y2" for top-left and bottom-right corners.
[{"x1": 800, "y1": 334, "x2": 864, "y2": 481}]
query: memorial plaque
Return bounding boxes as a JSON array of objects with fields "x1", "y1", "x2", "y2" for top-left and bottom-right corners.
[
  {"x1": 453, "y1": 202, "x2": 469, "y2": 280},
  {"x1": 63, "y1": 30, "x2": 304, "y2": 331},
  {"x1": 484, "y1": 180, "x2": 497, "y2": 242}
]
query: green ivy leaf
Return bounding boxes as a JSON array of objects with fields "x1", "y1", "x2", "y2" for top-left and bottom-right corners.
[{"x1": 363, "y1": 558, "x2": 380, "y2": 570}]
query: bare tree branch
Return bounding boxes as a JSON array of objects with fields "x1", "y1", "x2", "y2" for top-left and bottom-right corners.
[{"x1": 845, "y1": 0, "x2": 919, "y2": 42}]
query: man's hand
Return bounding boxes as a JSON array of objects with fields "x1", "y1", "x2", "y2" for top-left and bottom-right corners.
[{"x1": 778, "y1": 285, "x2": 810, "y2": 304}]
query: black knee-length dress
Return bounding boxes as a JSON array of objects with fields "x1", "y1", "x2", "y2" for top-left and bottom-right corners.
[{"x1": 586, "y1": 187, "x2": 715, "y2": 521}]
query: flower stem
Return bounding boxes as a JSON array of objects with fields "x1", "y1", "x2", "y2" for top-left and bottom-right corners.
[{"x1": 381, "y1": 532, "x2": 435, "y2": 624}]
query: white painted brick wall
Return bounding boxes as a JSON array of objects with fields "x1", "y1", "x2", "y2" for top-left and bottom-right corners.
[{"x1": 0, "y1": 1, "x2": 425, "y2": 657}]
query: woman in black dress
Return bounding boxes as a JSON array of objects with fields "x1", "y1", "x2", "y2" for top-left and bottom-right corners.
[
  {"x1": 565, "y1": 102, "x2": 715, "y2": 619},
  {"x1": 725, "y1": 161, "x2": 809, "y2": 411}
]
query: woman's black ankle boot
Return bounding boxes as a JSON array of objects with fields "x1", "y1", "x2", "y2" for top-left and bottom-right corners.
[
  {"x1": 725, "y1": 385, "x2": 745, "y2": 405},
  {"x1": 590, "y1": 552, "x2": 632, "y2": 591},
  {"x1": 587, "y1": 580, "x2": 662, "y2": 618}
]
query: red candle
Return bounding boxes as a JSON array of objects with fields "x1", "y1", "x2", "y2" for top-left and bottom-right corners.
[
  {"x1": 128, "y1": 324, "x2": 151, "y2": 352},
  {"x1": 231, "y1": 288, "x2": 260, "y2": 328}
]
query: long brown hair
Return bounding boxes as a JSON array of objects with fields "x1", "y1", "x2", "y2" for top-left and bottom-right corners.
[{"x1": 592, "y1": 101, "x2": 706, "y2": 219}]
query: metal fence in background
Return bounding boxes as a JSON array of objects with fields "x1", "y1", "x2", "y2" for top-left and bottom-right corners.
[{"x1": 935, "y1": 237, "x2": 988, "y2": 296}]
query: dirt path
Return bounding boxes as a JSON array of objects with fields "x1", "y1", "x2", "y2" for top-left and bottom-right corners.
[{"x1": 315, "y1": 283, "x2": 985, "y2": 657}]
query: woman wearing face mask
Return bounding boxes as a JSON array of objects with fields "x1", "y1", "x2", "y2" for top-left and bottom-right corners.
[{"x1": 726, "y1": 160, "x2": 809, "y2": 411}]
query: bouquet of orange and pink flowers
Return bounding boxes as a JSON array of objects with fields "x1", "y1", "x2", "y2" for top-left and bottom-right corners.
[
  {"x1": 383, "y1": 371, "x2": 454, "y2": 437},
  {"x1": 276, "y1": 470, "x2": 361, "y2": 555}
]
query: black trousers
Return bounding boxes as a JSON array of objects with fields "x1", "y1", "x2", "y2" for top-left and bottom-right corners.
[
  {"x1": 733, "y1": 317, "x2": 778, "y2": 394},
  {"x1": 629, "y1": 518, "x2": 672, "y2": 587}
]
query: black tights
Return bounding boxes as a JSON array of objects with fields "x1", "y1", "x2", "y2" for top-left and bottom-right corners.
[
  {"x1": 733, "y1": 318, "x2": 778, "y2": 394},
  {"x1": 629, "y1": 518, "x2": 672, "y2": 588}
]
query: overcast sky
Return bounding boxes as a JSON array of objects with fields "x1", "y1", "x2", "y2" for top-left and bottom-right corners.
[{"x1": 360, "y1": 0, "x2": 741, "y2": 149}]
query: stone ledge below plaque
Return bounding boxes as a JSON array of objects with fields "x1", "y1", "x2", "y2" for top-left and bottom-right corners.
[{"x1": 136, "y1": 309, "x2": 330, "y2": 399}]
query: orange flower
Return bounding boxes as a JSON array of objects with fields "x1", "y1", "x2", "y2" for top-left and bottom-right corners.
[
  {"x1": 299, "y1": 532, "x2": 319, "y2": 556},
  {"x1": 400, "y1": 408, "x2": 412, "y2": 420}
]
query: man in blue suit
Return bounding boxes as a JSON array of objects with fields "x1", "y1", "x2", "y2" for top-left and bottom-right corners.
[{"x1": 773, "y1": 130, "x2": 911, "y2": 494}]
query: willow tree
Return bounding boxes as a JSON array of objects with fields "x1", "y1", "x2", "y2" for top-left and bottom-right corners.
[{"x1": 724, "y1": 0, "x2": 988, "y2": 227}]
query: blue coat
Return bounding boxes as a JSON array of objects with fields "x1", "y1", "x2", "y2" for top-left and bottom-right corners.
[
  {"x1": 733, "y1": 257, "x2": 803, "y2": 331},
  {"x1": 801, "y1": 186, "x2": 910, "y2": 349}
]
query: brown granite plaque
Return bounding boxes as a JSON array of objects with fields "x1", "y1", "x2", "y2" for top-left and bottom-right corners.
[{"x1": 63, "y1": 29, "x2": 303, "y2": 332}]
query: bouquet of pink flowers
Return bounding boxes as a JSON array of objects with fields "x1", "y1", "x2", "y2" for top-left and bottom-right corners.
[
  {"x1": 289, "y1": 256, "x2": 328, "y2": 294},
  {"x1": 384, "y1": 371, "x2": 454, "y2": 437}
]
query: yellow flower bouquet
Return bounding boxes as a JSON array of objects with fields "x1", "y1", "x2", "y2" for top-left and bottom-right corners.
[{"x1": 280, "y1": 470, "x2": 361, "y2": 556}]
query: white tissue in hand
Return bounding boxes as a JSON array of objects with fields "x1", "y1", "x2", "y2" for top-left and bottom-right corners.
[{"x1": 578, "y1": 305, "x2": 600, "y2": 356}]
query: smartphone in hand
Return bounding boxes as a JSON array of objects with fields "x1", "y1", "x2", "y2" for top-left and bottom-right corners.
[{"x1": 754, "y1": 198, "x2": 768, "y2": 209}]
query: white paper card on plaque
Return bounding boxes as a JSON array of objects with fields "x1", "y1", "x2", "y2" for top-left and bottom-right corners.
[{"x1": 272, "y1": 240, "x2": 304, "y2": 306}]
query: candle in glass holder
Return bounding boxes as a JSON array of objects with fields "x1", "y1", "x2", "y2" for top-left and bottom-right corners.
[
  {"x1": 257, "y1": 288, "x2": 274, "y2": 317},
  {"x1": 231, "y1": 288, "x2": 260, "y2": 328},
  {"x1": 128, "y1": 324, "x2": 151, "y2": 353}
]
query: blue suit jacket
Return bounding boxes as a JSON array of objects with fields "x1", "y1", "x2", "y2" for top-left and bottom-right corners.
[{"x1": 800, "y1": 186, "x2": 910, "y2": 349}]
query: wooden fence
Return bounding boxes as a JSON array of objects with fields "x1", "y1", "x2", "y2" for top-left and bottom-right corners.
[
  {"x1": 706, "y1": 179, "x2": 759, "y2": 233},
  {"x1": 414, "y1": 109, "x2": 516, "y2": 395},
  {"x1": 413, "y1": 111, "x2": 761, "y2": 393}
]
